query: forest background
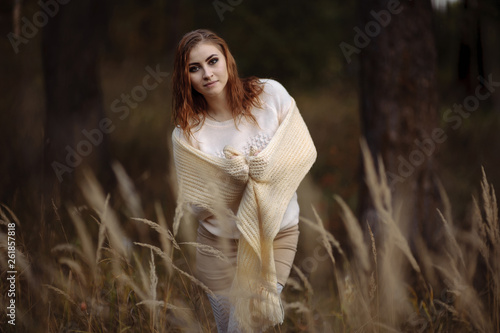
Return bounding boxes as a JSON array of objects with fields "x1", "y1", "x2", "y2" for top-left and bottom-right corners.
[{"x1": 0, "y1": 0, "x2": 499, "y2": 332}]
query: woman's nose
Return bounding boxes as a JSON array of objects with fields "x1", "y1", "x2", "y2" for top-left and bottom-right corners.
[{"x1": 202, "y1": 67, "x2": 213, "y2": 79}]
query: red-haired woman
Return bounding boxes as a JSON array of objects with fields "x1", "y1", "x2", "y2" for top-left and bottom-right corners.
[{"x1": 171, "y1": 29, "x2": 316, "y2": 332}]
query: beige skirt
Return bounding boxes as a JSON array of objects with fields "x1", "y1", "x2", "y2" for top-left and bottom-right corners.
[{"x1": 195, "y1": 223, "x2": 300, "y2": 293}]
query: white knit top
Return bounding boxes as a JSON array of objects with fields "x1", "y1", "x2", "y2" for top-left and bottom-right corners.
[{"x1": 173, "y1": 79, "x2": 299, "y2": 239}]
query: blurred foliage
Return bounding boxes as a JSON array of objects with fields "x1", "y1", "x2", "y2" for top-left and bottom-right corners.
[{"x1": 0, "y1": 0, "x2": 499, "y2": 236}]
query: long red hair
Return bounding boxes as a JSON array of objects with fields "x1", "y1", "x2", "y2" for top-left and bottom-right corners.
[{"x1": 172, "y1": 29, "x2": 263, "y2": 139}]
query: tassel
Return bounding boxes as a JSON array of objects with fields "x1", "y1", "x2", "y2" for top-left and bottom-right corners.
[{"x1": 232, "y1": 280, "x2": 284, "y2": 332}]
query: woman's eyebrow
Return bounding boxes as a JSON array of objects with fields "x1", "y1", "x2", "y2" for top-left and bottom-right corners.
[{"x1": 189, "y1": 54, "x2": 218, "y2": 66}]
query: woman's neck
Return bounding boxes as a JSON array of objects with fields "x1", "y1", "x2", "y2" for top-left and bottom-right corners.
[{"x1": 205, "y1": 92, "x2": 233, "y2": 122}]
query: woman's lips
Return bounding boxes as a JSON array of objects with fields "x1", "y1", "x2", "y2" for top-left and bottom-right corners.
[{"x1": 204, "y1": 81, "x2": 218, "y2": 88}]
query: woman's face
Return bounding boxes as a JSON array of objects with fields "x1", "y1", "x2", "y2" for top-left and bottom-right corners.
[{"x1": 188, "y1": 42, "x2": 228, "y2": 99}]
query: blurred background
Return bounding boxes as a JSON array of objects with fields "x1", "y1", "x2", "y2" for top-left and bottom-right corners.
[
  {"x1": 1, "y1": 0, "x2": 499, "y2": 242},
  {"x1": 0, "y1": 0, "x2": 499, "y2": 331}
]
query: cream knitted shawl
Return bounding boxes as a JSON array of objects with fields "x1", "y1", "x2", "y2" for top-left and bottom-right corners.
[{"x1": 172, "y1": 99, "x2": 316, "y2": 332}]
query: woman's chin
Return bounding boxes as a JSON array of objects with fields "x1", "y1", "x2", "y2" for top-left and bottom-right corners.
[{"x1": 202, "y1": 88, "x2": 225, "y2": 98}]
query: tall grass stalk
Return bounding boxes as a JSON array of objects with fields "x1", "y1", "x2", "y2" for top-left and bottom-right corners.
[{"x1": 1, "y1": 146, "x2": 499, "y2": 332}]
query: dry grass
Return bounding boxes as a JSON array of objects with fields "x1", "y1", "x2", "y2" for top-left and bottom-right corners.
[{"x1": 0, "y1": 143, "x2": 499, "y2": 332}]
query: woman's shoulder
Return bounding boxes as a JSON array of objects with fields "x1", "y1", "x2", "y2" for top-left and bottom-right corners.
[
  {"x1": 258, "y1": 78, "x2": 289, "y2": 96},
  {"x1": 172, "y1": 126, "x2": 186, "y2": 145},
  {"x1": 257, "y1": 78, "x2": 293, "y2": 115},
  {"x1": 172, "y1": 126, "x2": 182, "y2": 139},
  {"x1": 172, "y1": 126, "x2": 200, "y2": 148}
]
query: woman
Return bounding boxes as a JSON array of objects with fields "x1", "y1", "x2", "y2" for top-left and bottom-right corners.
[{"x1": 171, "y1": 29, "x2": 316, "y2": 332}]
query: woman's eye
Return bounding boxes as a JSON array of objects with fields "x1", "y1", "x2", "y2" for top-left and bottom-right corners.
[
  {"x1": 189, "y1": 66, "x2": 199, "y2": 73},
  {"x1": 209, "y1": 58, "x2": 218, "y2": 65}
]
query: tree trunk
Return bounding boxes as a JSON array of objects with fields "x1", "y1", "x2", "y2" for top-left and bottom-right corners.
[
  {"x1": 357, "y1": 0, "x2": 443, "y2": 248},
  {"x1": 42, "y1": 0, "x2": 111, "y2": 208}
]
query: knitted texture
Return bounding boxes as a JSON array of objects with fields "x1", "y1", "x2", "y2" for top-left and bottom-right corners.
[
  {"x1": 172, "y1": 99, "x2": 316, "y2": 332},
  {"x1": 208, "y1": 284, "x2": 285, "y2": 333}
]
